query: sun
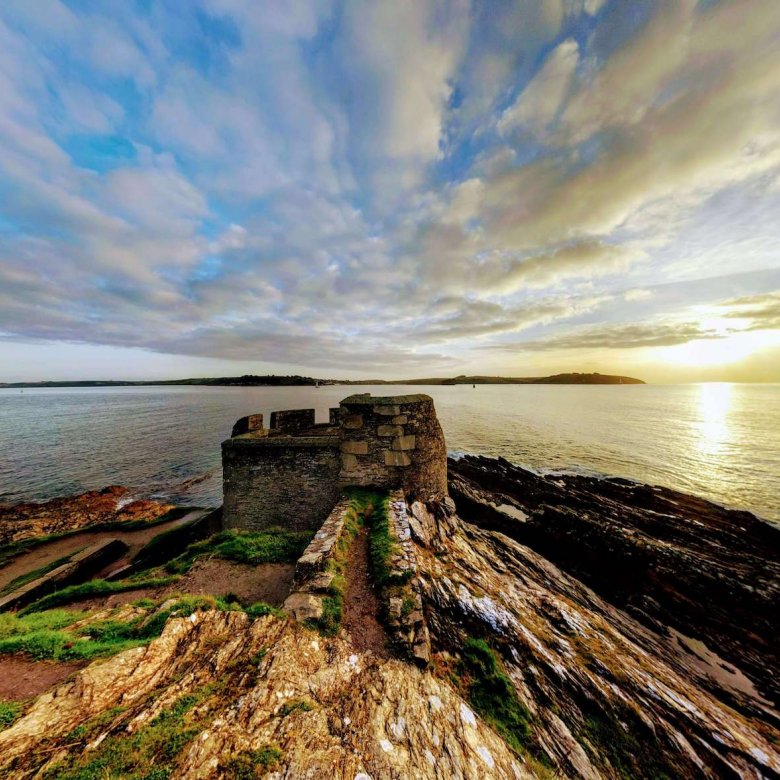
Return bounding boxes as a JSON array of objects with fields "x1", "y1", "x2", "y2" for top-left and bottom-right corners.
[{"x1": 660, "y1": 328, "x2": 780, "y2": 368}]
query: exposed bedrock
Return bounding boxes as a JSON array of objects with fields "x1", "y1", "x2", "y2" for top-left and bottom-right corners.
[
  {"x1": 447, "y1": 454, "x2": 780, "y2": 713},
  {"x1": 403, "y1": 484, "x2": 780, "y2": 778}
]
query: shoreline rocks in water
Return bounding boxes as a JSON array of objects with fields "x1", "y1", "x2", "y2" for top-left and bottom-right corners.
[
  {"x1": 448, "y1": 454, "x2": 780, "y2": 711},
  {"x1": 0, "y1": 486, "x2": 175, "y2": 547}
]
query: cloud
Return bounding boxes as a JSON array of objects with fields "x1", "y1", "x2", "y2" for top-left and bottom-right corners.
[
  {"x1": 0, "y1": 1, "x2": 778, "y2": 379},
  {"x1": 497, "y1": 321, "x2": 723, "y2": 352},
  {"x1": 719, "y1": 290, "x2": 780, "y2": 331},
  {"x1": 498, "y1": 39, "x2": 579, "y2": 139}
]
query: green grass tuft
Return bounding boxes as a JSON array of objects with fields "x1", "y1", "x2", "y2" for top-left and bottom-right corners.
[
  {"x1": 0, "y1": 596, "x2": 241, "y2": 663},
  {"x1": 279, "y1": 698, "x2": 315, "y2": 717},
  {"x1": 579, "y1": 711, "x2": 676, "y2": 780},
  {"x1": 20, "y1": 575, "x2": 179, "y2": 614},
  {"x1": 455, "y1": 638, "x2": 535, "y2": 756},
  {"x1": 220, "y1": 745, "x2": 283, "y2": 778},
  {"x1": 44, "y1": 692, "x2": 209, "y2": 779},
  {"x1": 164, "y1": 529, "x2": 312, "y2": 575},
  {"x1": 362, "y1": 491, "x2": 410, "y2": 588},
  {"x1": 244, "y1": 602, "x2": 283, "y2": 619},
  {"x1": 0, "y1": 700, "x2": 22, "y2": 729}
]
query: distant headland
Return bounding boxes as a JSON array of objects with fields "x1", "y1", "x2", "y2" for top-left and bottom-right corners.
[{"x1": 0, "y1": 372, "x2": 644, "y2": 388}]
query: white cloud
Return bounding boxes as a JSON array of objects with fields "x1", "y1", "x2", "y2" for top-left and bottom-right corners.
[{"x1": 498, "y1": 39, "x2": 579, "y2": 138}]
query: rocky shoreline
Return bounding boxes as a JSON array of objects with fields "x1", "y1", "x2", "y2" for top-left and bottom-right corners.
[
  {"x1": 0, "y1": 457, "x2": 777, "y2": 778},
  {"x1": 448, "y1": 454, "x2": 780, "y2": 711},
  {"x1": 0, "y1": 486, "x2": 174, "y2": 547}
]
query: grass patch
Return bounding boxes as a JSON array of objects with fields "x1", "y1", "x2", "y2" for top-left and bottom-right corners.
[
  {"x1": 44, "y1": 691, "x2": 209, "y2": 780},
  {"x1": 244, "y1": 601, "x2": 283, "y2": 619},
  {"x1": 578, "y1": 710, "x2": 676, "y2": 780},
  {"x1": 279, "y1": 698, "x2": 314, "y2": 717},
  {"x1": 1, "y1": 596, "x2": 237, "y2": 662},
  {"x1": 0, "y1": 700, "x2": 22, "y2": 729},
  {"x1": 220, "y1": 745, "x2": 283, "y2": 778},
  {"x1": 455, "y1": 638, "x2": 535, "y2": 757},
  {"x1": 361, "y1": 490, "x2": 410, "y2": 588},
  {"x1": 20, "y1": 575, "x2": 179, "y2": 614},
  {"x1": 306, "y1": 595, "x2": 342, "y2": 637},
  {"x1": 164, "y1": 529, "x2": 313, "y2": 575},
  {"x1": 302, "y1": 490, "x2": 373, "y2": 637}
]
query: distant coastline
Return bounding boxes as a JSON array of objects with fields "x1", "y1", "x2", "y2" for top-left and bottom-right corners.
[{"x1": 0, "y1": 372, "x2": 645, "y2": 388}]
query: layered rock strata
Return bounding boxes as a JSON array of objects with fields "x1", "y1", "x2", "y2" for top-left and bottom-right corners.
[{"x1": 448, "y1": 454, "x2": 780, "y2": 709}]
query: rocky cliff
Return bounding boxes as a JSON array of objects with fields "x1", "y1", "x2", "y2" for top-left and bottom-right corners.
[{"x1": 0, "y1": 459, "x2": 778, "y2": 779}]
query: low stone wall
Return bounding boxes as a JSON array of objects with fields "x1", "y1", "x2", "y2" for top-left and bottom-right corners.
[
  {"x1": 382, "y1": 490, "x2": 431, "y2": 666},
  {"x1": 0, "y1": 539, "x2": 128, "y2": 611},
  {"x1": 282, "y1": 497, "x2": 352, "y2": 622},
  {"x1": 222, "y1": 436, "x2": 341, "y2": 532}
]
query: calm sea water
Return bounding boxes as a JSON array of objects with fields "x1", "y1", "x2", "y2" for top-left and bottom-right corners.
[{"x1": 0, "y1": 384, "x2": 778, "y2": 523}]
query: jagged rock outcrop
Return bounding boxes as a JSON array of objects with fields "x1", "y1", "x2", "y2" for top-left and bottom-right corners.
[
  {"x1": 0, "y1": 486, "x2": 174, "y2": 545},
  {"x1": 0, "y1": 611, "x2": 532, "y2": 779},
  {"x1": 1, "y1": 458, "x2": 778, "y2": 779},
  {"x1": 448, "y1": 455, "x2": 780, "y2": 708}
]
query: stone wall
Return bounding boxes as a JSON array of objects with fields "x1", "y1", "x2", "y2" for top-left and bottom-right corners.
[
  {"x1": 337, "y1": 394, "x2": 448, "y2": 501},
  {"x1": 222, "y1": 393, "x2": 448, "y2": 532},
  {"x1": 222, "y1": 435, "x2": 341, "y2": 532},
  {"x1": 282, "y1": 497, "x2": 352, "y2": 622}
]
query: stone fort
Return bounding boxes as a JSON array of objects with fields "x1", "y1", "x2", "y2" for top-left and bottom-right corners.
[{"x1": 222, "y1": 393, "x2": 448, "y2": 531}]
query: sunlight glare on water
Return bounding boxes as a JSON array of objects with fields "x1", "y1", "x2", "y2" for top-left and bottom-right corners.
[
  {"x1": 0, "y1": 384, "x2": 778, "y2": 523},
  {"x1": 696, "y1": 382, "x2": 732, "y2": 458}
]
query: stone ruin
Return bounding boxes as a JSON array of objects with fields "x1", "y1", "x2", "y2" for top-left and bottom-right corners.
[
  {"x1": 222, "y1": 393, "x2": 448, "y2": 532},
  {"x1": 221, "y1": 392, "x2": 451, "y2": 663}
]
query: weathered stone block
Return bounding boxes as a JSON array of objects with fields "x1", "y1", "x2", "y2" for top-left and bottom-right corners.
[
  {"x1": 341, "y1": 440, "x2": 368, "y2": 455},
  {"x1": 283, "y1": 593, "x2": 324, "y2": 622},
  {"x1": 391, "y1": 435, "x2": 416, "y2": 451},
  {"x1": 270, "y1": 408, "x2": 315, "y2": 433},
  {"x1": 388, "y1": 596, "x2": 403, "y2": 620},
  {"x1": 377, "y1": 425, "x2": 403, "y2": 437},
  {"x1": 385, "y1": 450, "x2": 412, "y2": 467},
  {"x1": 391, "y1": 415, "x2": 408, "y2": 425},
  {"x1": 343, "y1": 414, "x2": 363, "y2": 429},
  {"x1": 231, "y1": 414, "x2": 265, "y2": 437},
  {"x1": 374, "y1": 404, "x2": 401, "y2": 416},
  {"x1": 302, "y1": 571, "x2": 336, "y2": 593},
  {"x1": 341, "y1": 453, "x2": 358, "y2": 472}
]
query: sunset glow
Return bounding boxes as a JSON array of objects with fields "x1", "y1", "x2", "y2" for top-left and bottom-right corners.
[{"x1": 0, "y1": 1, "x2": 779, "y2": 383}]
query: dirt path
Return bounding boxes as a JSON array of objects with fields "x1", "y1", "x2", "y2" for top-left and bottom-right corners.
[
  {"x1": 162, "y1": 559, "x2": 295, "y2": 607},
  {"x1": 0, "y1": 510, "x2": 207, "y2": 591},
  {"x1": 0, "y1": 656, "x2": 86, "y2": 700},
  {"x1": 342, "y1": 527, "x2": 390, "y2": 658}
]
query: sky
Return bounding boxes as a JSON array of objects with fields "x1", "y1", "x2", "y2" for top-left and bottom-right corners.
[{"x1": 0, "y1": 0, "x2": 779, "y2": 383}]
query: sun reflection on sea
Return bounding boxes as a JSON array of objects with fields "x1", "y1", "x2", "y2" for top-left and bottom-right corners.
[{"x1": 697, "y1": 383, "x2": 733, "y2": 457}]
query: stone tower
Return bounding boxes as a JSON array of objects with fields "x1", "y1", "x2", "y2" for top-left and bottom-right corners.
[{"x1": 222, "y1": 393, "x2": 448, "y2": 532}]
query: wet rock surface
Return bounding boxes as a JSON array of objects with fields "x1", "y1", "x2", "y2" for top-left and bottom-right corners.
[
  {"x1": 448, "y1": 455, "x2": 780, "y2": 709},
  {"x1": 0, "y1": 485, "x2": 174, "y2": 546}
]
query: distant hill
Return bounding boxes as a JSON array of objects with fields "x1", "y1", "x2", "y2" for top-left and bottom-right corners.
[
  {"x1": 359, "y1": 373, "x2": 645, "y2": 385},
  {"x1": 1, "y1": 372, "x2": 644, "y2": 388}
]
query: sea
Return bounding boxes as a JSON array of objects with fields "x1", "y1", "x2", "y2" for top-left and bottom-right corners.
[{"x1": 1, "y1": 383, "x2": 778, "y2": 524}]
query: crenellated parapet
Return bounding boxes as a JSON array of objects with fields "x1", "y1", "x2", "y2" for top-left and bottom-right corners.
[{"x1": 221, "y1": 393, "x2": 448, "y2": 532}]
